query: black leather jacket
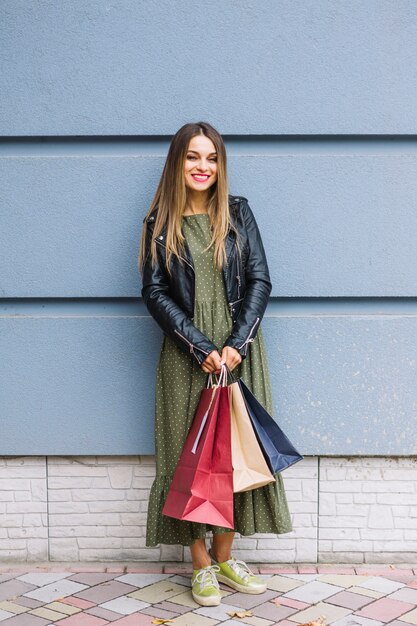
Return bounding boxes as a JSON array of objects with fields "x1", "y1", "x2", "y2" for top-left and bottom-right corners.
[{"x1": 141, "y1": 195, "x2": 272, "y2": 365}]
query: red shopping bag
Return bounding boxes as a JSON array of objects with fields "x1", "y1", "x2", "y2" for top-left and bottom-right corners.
[{"x1": 162, "y1": 365, "x2": 234, "y2": 529}]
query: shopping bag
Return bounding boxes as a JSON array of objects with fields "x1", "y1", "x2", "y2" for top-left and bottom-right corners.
[
  {"x1": 229, "y1": 380, "x2": 276, "y2": 492},
  {"x1": 238, "y1": 377, "x2": 304, "y2": 474},
  {"x1": 162, "y1": 364, "x2": 234, "y2": 529}
]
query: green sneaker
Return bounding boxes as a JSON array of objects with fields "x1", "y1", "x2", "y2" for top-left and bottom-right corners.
[
  {"x1": 191, "y1": 564, "x2": 221, "y2": 606},
  {"x1": 210, "y1": 552, "x2": 267, "y2": 594}
]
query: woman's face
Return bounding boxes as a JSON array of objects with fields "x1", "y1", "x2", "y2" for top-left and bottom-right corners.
[{"x1": 184, "y1": 135, "x2": 218, "y2": 193}]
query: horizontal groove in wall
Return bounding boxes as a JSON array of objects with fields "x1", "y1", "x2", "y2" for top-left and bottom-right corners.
[
  {"x1": 3, "y1": 297, "x2": 417, "y2": 317},
  {"x1": 2, "y1": 135, "x2": 417, "y2": 156}
]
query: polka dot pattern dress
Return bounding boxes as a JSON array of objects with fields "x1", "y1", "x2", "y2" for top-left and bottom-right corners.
[{"x1": 145, "y1": 213, "x2": 293, "y2": 547}]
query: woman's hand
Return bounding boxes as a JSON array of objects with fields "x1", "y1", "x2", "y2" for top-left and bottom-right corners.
[
  {"x1": 220, "y1": 346, "x2": 242, "y2": 371},
  {"x1": 201, "y1": 347, "x2": 242, "y2": 375},
  {"x1": 200, "y1": 350, "x2": 223, "y2": 374}
]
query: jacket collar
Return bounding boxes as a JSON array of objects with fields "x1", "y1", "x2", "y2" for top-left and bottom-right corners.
[{"x1": 146, "y1": 196, "x2": 240, "y2": 268}]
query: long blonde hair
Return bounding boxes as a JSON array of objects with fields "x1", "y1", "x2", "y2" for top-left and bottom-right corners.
[{"x1": 138, "y1": 121, "x2": 241, "y2": 276}]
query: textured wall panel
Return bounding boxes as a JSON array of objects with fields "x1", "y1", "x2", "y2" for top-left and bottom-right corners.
[
  {"x1": 1, "y1": 0, "x2": 417, "y2": 135},
  {"x1": 1, "y1": 314, "x2": 416, "y2": 455},
  {"x1": 2, "y1": 155, "x2": 417, "y2": 297}
]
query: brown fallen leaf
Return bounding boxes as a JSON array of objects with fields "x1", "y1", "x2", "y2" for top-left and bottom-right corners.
[
  {"x1": 227, "y1": 610, "x2": 253, "y2": 618},
  {"x1": 152, "y1": 620, "x2": 175, "y2": 625}
]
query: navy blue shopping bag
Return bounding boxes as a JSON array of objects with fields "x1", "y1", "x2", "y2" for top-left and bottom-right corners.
[{"x1": 237, "y1": 377, "x2": 304, "y2": 474}]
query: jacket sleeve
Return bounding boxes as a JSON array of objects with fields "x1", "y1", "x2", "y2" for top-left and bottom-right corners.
[
  {"x1": 141, "y1": 223, "x2": 219, "y2": 365},
  {"x1": 222, "y1": 199, "x2": 272, "y2": 359}
]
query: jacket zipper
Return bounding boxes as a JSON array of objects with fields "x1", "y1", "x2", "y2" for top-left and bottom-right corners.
[
  {"x1": 238, "y1": 316, "x2": 260, "y2": 350},
  {"x1": 173, "y1": 328, "x2": 210, "y2": 356},
  {"x1": 228, "y1": 296, "x2": 244, "y2": 315},
  {"x1": 235, "y1": 241, "x2": 241, "y2": 299},
  {"x1": 155, "y1": 236, "x2": 194, "y2": 272}
]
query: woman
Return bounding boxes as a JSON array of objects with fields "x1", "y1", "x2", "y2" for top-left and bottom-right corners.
[{"x1": 138, "y1": 121, "x2": 293, "y2": 607}]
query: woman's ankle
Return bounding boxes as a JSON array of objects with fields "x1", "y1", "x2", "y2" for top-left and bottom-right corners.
[
  {"x1": 209, "y1": 547, "x2": 231, "y2": 563},
  {"x1": 192, "y1": 558, "x2": 212, "y2": 570}
]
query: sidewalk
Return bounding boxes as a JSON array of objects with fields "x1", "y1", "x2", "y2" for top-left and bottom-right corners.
[{"x1": 0, "y1": 562, "x2": 417, "y2": 625}]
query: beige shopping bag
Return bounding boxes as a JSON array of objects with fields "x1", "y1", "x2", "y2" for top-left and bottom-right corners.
[{"x1": 230, "y1": 381, "x2": 276, "y2": 492}]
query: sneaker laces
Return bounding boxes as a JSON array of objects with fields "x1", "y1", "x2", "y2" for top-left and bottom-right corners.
[
  {"x1": 227, "y1": 557, "x2": 254, "y2": 582},
  {"x1": 194, "y1": 564, "x2": 220, "y2": 590}
]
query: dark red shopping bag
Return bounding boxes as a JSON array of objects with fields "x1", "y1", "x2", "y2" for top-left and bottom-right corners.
[{"x1": 162, "y1": 365, "x2": 234, "y2": 529}]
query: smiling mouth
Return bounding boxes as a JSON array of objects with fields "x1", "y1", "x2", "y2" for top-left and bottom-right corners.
[{"x1": 192, "y1": 174, "x2": 210, "y2": 181}]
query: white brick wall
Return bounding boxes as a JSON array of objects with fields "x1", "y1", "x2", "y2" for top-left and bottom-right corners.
[
  {"x1": 319, "y1": 457, "x2": 417, "y2": 564},
  {"x1": 0, "y1": 456, "x2": 48, "y2": 562},
  {"x1": 0, "y1": 455, "x2": 416, "y2": 563}
]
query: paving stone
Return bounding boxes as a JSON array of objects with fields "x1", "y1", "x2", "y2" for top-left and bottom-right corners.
[
  {"x1": 356, "y1": 577, "x2": 406, "y2": 594},
  {"x1": 51, "y1": 613, "x2": 109, "y2": 625},
  {"x1": 230, "y1": 615, "x2": 273, "y2": 626},
  {"x1": 150, "y1": 600, "x2": 191, "y2": 615},
  {"x1": 115, "y1": 573, "x2": 170, "y2": 587},
  {"x1": 0, "y1": 600, "x2": 29, "y2": 614},
  {"x1": 167, "y1": 574, "x2": 192, "y2": 587},
  {"x1": 281, "y1": 579, "x2": 345, "y2": 603},
  {"x1": 355, "y1": 597, "x2": 417, "y2": 621},
  {"x1": 276, "y1": 597, "x2": 310, "y2": 610},
  {"x1": 388, "y1": 586, "x2": 417, "y2": 603},
  {"x1": 99, "y1": 595, "x2": 150, "y2": 614},
  {"x1": 44, "y1": 601, "x2": 81, "y2": 615},
  {"x1": 348, "y1": 586, "x2": 384, "y2": 599},
  {"x1": 317, "y1": 574, "x2": 372, "y2": 588},
  {"x1": 0, "y1": 580, "x2": 37, "y2": 601},
  {"x1": 109, "y1": 614, "x2": 162, "y2": 625},
  {"x1": 195, "y1": 601, "x2": 246, "y2": 621},
  {"x1": 285, "y1": 600, "x2": 352, "y2": 623},
  {"x1": 74, "y1": 580, "x2": 136, "y2": 604},
  {"x1": 160, "y1": 613, "x2": 218, "y2": 626},
  {"x1": 141, "y1": 604, "x2": 185, "y2": 620},
  {"x1": 164, "y1": 565, "x2": 192, "y2": 574},
  {"x1": 331, "y1": 616, "x2": 383, "y2": 626},
  {"x1": 266, "y1": 576, "x2": 302, "y2": 592},
  {"x1": 12, "y1": 596, "x2": 44, "y2": 608},
  {"x1": 86, "y1": 605, "x2": 123, "y2": 621},
  {"x1": 282, "y1": 574, "x2": 320, "y2": 582},
  {"x1": 298, "y1": 566, "x2": 318, "y2": 574},
  {"x1": 68, "y1": 573, "x2": 120, "y2": 585},
  {"x1": 0, "y1": 575, "x2": 14, "y2": 584},
  {"x1": 381, "y1": 572, "x2": 417, "y2": 584},
  {"x1": 161, "y1": 589, "x2": 200, "y2": 609},
  {"x1": 126, "y1": 564, "x2": 164, "y2": 573},
  {"x1": 251, "y1": 601, "x2": 297, "y2": 621},
  {"x1": 317, "y1": 567, "x2": 357, "y2": 574},
  {"x1": 61, "y1": 596, "x2": 97, "y2": 609},
  {"x1": 222, "y1": 589, "x2": 281, "y2": 609},
  {"x1": 128, "y1": 580, "x2": 191, "y2": 604},
  {"x1": 23, "y1": 579, "x2": 88, "y2": 603},
  {"x1": 325, "y1": 589, "x2": 375, "y2": 610},
  {"x1": 0, "y1": 614, "x2": 51, "y2": 626},
  {"x1": 0, "y1": 610, "x2": 14, "y2": 621},
  {"x1": 259, "y1": 568, "x2": 298, "y2": 575},
  {"x1": 396, "y1": 606, "x2": 417, "y2": 624},
  {"x1": 17, "y1": 572, "x2": 72, "y2": 586},
  {"x1": 29, "y1": 605, "x2": 69, "y2": 620}
]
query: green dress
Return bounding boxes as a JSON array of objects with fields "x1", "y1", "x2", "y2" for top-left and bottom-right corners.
[{"x1": 145, "y1": 213, "x2": 293, "y2": 547}]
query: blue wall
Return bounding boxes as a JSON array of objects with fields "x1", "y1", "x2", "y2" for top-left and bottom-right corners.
[{"x1": 1, "y1": 1, "x2": 417, "y2": 455}]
